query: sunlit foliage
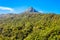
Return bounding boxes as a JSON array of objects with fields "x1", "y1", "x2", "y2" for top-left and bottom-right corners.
[{"x1": 0, "y1": 13, "x2": 60, "y2": 40}]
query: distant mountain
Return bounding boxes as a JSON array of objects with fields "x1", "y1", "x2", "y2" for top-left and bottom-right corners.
[{"x1": 25, "y1": 7, "x2": 38, "y2": 12}]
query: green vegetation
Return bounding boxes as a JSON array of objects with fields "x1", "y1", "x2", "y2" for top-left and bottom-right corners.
[{"x1": 0, "y1": 13, "x2": 60, "y2": 40}]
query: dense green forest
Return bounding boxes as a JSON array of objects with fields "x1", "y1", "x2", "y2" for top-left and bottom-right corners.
[{"x1": 0, "y1": 12, "x2": 60, "y2": 40}]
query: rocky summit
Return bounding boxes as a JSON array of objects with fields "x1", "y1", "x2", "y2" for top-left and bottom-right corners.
[{"x1": 26, "y1": 7, "x2": 38, "y2": 12}]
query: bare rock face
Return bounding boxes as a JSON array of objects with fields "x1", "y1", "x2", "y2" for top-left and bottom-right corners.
[{"x1": 26, "y1": 7, "x2": 38, "y2": 12}]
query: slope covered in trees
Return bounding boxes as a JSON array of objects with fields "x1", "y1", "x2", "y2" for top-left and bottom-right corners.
[{"x1": 0, "y1": 13, "x2": 60, "y2": 40}]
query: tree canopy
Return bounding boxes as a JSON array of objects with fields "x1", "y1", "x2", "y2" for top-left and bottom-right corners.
[{"x1": 0, "y1": 13, "x2": 60, "y2": 40}]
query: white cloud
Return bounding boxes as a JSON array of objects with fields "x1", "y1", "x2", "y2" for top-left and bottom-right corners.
[
  {"x1": 0, "y1": 6, "x2": 14, "y2": 12},
  {"x1": 39, "y1": 11, "x2": 44, "y2": 13}
]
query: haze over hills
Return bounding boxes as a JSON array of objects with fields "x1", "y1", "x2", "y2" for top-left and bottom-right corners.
[{"x1": 0, "y1": 7, "x2": 39, "y2": 18}]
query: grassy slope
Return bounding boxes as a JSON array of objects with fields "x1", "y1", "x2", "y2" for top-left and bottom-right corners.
[{"x1": 0, "y1": 13, "x2": 60, "y2": 40}]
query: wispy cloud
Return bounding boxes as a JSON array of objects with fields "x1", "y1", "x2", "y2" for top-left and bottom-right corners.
[
  {"x1": 39, "y1": 11, "x2": 44, "y2": 13},
  {"x1": 0, "y1": 6, "x2": 14, "y2": 12}
]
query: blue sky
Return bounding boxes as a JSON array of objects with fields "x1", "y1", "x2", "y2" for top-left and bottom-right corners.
[{"x1": 0, "y1": 0, "x2": 60, "y2": 14}]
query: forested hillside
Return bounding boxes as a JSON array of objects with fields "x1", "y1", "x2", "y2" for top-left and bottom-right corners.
[{"x1": 0, "y1": 12, "x2": 60, "y2": 40}]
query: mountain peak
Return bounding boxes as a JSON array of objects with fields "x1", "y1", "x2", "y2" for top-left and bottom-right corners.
[{"x1": 26, "y1": 7, "x2": 38, "y2": 12}]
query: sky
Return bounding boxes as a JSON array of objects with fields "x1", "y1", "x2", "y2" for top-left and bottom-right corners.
[{"x1": 0, "y1": 0, "x2": 60, "y2": 14}]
